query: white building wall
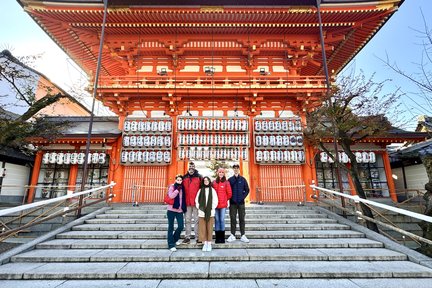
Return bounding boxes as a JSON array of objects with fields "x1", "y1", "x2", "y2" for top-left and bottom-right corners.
[
  {"x1": 392, "y1": 164, "x2": 428, "y2": 191},
  {"x1": 0, "y1": 162, "x2": 30, "y2": 199}
]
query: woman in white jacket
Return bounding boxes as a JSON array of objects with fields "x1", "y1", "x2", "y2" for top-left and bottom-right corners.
[{"x1": 195, "y1": 176, "x2": 218, "y2": 252}]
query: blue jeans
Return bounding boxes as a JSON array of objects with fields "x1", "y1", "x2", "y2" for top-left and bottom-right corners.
[
  {"x1": 214, "y1": 208, "x2": 226, "y2": 231},
  {"x1": 167, "y1": 210, "x2": 184, "y2": 248}
]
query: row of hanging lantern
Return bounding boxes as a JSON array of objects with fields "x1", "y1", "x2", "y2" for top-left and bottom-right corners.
[
  {"x1": 121, "y1": 150, "x2": 171, "y2": 164},
  {"x1": 123, "y1": 119, "x2": 172, "y2": 132},
  {"x1": 123, "y1": 135, "x2": 171, "y2": 147},
  {"x1": 178, "y1": 118, "x2": 248, "y2": 131},
  {"x1": 319, "y1": 151, "x2": 377, "y2": 164},
  {"x1": 255, "y1": 135, "x2": 303, "y2": 147},
  {"x1": 178, "y1": 134, "x2": 249, "y2": 146},
  {"x1": 256, "y1": 149, "x2": 305, "y2": 163},
  {"x1": 42, "y1": 152, "x2": 106, "y2": 165},
  {"x1": 178, "y1": 147, "x2": 248, "y2": 161},
  {"x1": 254, "y1": 119, "x2": 302, "y2": 132}
]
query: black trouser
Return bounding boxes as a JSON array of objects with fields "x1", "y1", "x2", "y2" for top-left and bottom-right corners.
[{"x1": 229, "y1": 203, "x2": 246, "y2": 236}]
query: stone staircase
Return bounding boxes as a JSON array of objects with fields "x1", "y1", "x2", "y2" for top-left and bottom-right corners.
[{"x1": 0, "y1": 204, "x2": 432, "y2": 287}]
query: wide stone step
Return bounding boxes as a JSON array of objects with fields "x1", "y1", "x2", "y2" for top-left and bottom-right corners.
[
  {"x1": 36, "y1": 238, "x2": 384, "y2": 250},
  {"x1": 85, "y1": 218, "x2": 338, "y2": 225},
  {"x1": 1, "y1": 278, "x2": 432, "y2": 288},
  {"x1": 55, "y1": 230, "x2": 365, "y2": 240},
  {"x1": 71, "y1": 223, "x2": 350, "y2": 231},
  {"x1": 1, "y1": 260, "x2": 432, "y2": 280},
  {"x1": 96, "y1": 213, "x2": 327, "y2": 219},
  {"x1": 104, "y1": 209, "x2": 316, "y2": 215},
  {"x1": 10, "y1": 248, "x2": 407, "y2": 263}
]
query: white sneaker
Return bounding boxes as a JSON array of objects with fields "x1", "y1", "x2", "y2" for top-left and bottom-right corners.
[
  {"x1": 170, "y1": 247, "x2": 177, "y2": 252},
  {"x1": 207, "y1": 243, "x2": 212, "y2": 252},
  {"x1": 227, "y1": 234, "x2": 236, "y2": 242},
  {"x1": 176, "y1": 240, "x2": 182, "y2": 246},
  {"x1": 240, "y1": 235, "x2": 250, "y2": 243},
  {"x1": 202, "y1": 243, "x2": 208, "y2": 252}
]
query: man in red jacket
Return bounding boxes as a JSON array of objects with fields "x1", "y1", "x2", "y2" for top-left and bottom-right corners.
[{"x1": 182, "y1": 162, "x2": 202, "y2": 244}]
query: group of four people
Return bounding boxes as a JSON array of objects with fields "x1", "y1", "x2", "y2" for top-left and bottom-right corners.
[{"x1": 166, "y1": 162, "x2": 250, "y2": 252}]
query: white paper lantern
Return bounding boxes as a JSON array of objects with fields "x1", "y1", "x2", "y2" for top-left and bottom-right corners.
[
  {"x1": 92, "y1": 152, "x2": 99, "y2": 164},
  {"x1": 262, "y1": 135, "x2": 269, "y2": 146},
  {"x1": 291, "y1": 150, "x2": 298, "y2": 162},
  {"x1": 138, "y1": 121, "x2": 145, "y2": 132},
  {"x1": 149, "y1": 151, "x2": 156, "y2": 162},
  {"x1": 123, "y1": 135, "x2": 130, "y2": 147},
  {"x1": 282, "y1": 121, "x2": 288, "y2": 131},
  {"x1": 288, "y1": 120, "x2": 294, "y2": 132},
  {"x1": 178, "y1": 118, "x2": 185, "y2": 130},
  {"x1": 150, "y1": 121, "x2": 157, "y2": 132},
  {"x1": 136, "y1": 151, "x2": 143, "y2": 163},
  {"x1": 221, "y1": 119, "x2": 227, "y2": 130},
  {"x1": 296, "y1": 136, "x2": 304, "y2": 146},
  {"x1": 165, "y1": 121, "x2": 172, "y2": 132},
  {"x1": 56, "y1": 152, "x2": 64, "y2": 165},
  {"x1": 241, "y1": 120, "x2": 248, "y2": 131},
  {"x1": 164, "y1": 151, "x2": 171, "y2": 163},
  {"x1": 49, "y1": 152, "x2": 57, "y2": 164},
  {"x1": 289, "y1": 135, "x2": 297, "y2": 146},
  {"x1": 295, "y1": 120, "x2": 302, "y2": 132},
  {"x1": 77, "y1": 152, "x2": 85, "y2": 165},
  {"x1": 255, "y1": 120, "x2": 261, "y2": 131},
  {"x1": 98, "y1": 152, "x2": 106, "y2": 164},
  {"x1": 164, "y1": 136, "x2": 171, "y2": 147},
  {"x1": 130, "y1": 121, "x2": 138, "y2": 132},
  {"x1": 234, "y1": 119, "x2": 241, "y2": 131},
  {"x1": 128, "y1": 151, "x2": 136, "y2": 162},
  {"x1": 362, "y1": 151, "x2": 370, "y2": 163},
  {"x1": 64, "y1": 153, "x2": 71, "y2": 165},
  {"x1": 145, "y1": 121, "x2": 151, "y2": 132},
  {"x1": 320, "y1": 152, "x2": 328, "y2": 163},
  {"x1": 263, "y1": 150, "x2": 270, "y2": 162},
  {"x1": 156, "y1": 151, "x2": 163, "y2": 162},
  {"x1": 276, "y1": 135, "x2": 283, "y2": 147},
  {"x1": 276, "y1": 150, "x2": 283, "y2": 162},
  {"x1": 121, "y1": 151, "x2": 128, "y2": 163},
  {"x1": 123, "y1": 120, "x2": 131, "y2": 132},
  {"x1": 70, "y1": 153, "x2": 78, "y2": 164},
  {"x1": 43, "y1": 152, "x2": 50, "y2": 164},
  {"x1": 297, "y1": 151, "x2": 305, "y2": 162},
  {"x1": 129, "y1": 135, "x2": 137, "y2": 147},
  {"x1": 261, "y1": 120, "x2": 268, "y2": 131},
  {"x1": 283, "y1": 150, "x2": 291, "y2": 162},
  {"x1": 143, "y1": 136, "x2": 150, "y2": 147},
  {"x1": 158, "y1": 121, "x2": 165, "y2": 132},
  {"x1": 143, "y1": 151, "x2": 149, "y2": 162},
  {"x1": 179, "y1": 148, "x2": 186, "y2": 160},
  {"x1": 369, "y1": 152, "x2": 376, "y2": 163},
  {"x1": 355, "y1": 152, "x2": 362, "y2": 163},
  {"x1": 256, "y1": 150, "x2": 263, "y2": 162},
  {"x1": 137, "y1": 136, "x2": 143, "y2": 147}
]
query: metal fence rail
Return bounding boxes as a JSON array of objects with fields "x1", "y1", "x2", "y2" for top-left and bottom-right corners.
[
  {"x1": 0, "y1": 182, "x2": 116, "y2": 242},
  {"x1": 310, "y1": 184, "x2": 432, "y2": 247}
]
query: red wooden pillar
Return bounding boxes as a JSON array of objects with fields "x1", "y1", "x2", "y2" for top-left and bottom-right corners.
[
  {"x1": 382, "y1": 151, "x2": 397, "y2": 202},
  {"x1": 27, "y1": 150, "x2": 43, "y2": 203},
  {"x1": 68, "y1": 164, "x2": 78, "y2": 192},
  {"x1": 111, "y1": 136, "x2": 124, "y2": 203}
]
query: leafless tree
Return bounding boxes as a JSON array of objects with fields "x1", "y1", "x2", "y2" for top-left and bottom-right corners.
[{"x1": 304, "y1": 72, "x2": 402, "y2": 233}]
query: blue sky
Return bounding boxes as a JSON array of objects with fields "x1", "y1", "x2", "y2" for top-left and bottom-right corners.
[{"x1": 1, "y1": 0, "x2": 431, "y2": 129}]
